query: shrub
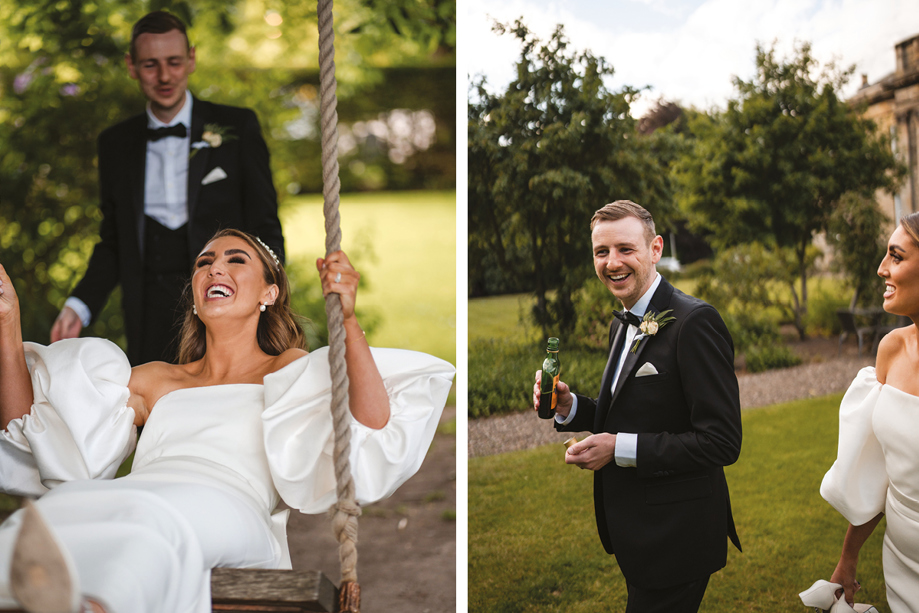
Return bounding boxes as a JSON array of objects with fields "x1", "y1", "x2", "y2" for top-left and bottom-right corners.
[
  {"x1": 805, "y1": 283, "x2": 850, "y2": 337},
  {"x1": 572, "y1": 281, "x2": 616, "y2": 350},
  {"x1": 468, "y1": 337, "x2": 608, "y2": 418},
  {"x1": 468, "y1": 338, "x2": 534, "y2": 418},
  {"x1": 745, "y1": 342, "x2": 802, "y2": 373}
]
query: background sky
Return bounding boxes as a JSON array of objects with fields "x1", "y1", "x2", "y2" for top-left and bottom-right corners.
[{"x1": 465, "y1": 0, "x2": 919, "y2": 117}]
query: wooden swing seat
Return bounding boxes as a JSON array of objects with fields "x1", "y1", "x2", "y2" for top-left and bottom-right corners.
[
  {"x1": 211, "y1": 568, "x2": 338, "y2": 612},
  {"x1": 0, "y1": 568, "x2": 338, "y2": 613}
]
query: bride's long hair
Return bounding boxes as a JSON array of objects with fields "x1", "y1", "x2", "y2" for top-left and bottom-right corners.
[
  {"x1": 901, "y1": 212, "x2": 919, "y2": 246},
  {"x1": 176, "y1": 229, "x2": 307, "y2": 363}
]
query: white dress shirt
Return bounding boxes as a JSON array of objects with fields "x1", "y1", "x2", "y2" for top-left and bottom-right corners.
[
  {"x1": 65, "y1": 92, "x2": 192, "y2": 326},
  {"x1": 144, "y1": 90, "x2": 192, "y2": 230},
  {"x1": 557, "y1": 273, "x2": 663, "y2": 467}
]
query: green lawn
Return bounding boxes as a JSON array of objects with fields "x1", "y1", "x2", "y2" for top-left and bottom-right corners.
[
  {"x1": 469, "y1": 393, "x2": 889, "y2": 612},
  {"x1": 282, "y1": 191, "x2": 455, "y2": 365}
]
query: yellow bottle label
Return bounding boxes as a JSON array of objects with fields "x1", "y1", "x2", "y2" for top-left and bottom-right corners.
[{"x1": 551, "y1": 374, "x2": 559, "y2": 409}]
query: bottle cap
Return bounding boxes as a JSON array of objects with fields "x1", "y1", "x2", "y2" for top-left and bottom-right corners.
[{"x1": 563, "y1": 436, "x2": 578, "y2": 449}]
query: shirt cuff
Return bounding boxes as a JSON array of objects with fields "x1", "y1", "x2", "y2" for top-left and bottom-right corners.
[
  {"x1": 555, "y1": 395, "x2": 578, "y2": 426},
  {"x1": 64, "y1": 297, "x2": 91, "y2": 327},
  {"x1": 615, "y1": 432, "x2": 638, "y2": 467}
]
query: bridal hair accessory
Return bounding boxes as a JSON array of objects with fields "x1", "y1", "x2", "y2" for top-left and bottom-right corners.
[
  {"x1": 254, "y1": 237, "x2": 280, "y2": 270},
  {"x1": 799, "y1": 579, "x2": 879, "y2": 613},
  {"x1": 335, "y1": 272, "x2": 342, "y2": 283},
  {"x1": 259, "y1": 303, "x2": 266, "y2": 312},
  {"x1": 630, "y1": 309, "x2": 676, "y2": 353}
]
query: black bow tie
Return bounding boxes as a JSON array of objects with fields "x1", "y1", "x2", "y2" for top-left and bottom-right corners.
[
  {"x1": 146, "y1": 124, "x2": 187, "y2": 141},
  {"x1": 613, "y1": 310, "x2": 642, "y2": 328}
]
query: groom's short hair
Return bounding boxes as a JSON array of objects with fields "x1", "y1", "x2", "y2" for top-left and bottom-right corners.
[
  {"x1": 591, "y1": 200, "x2": 657, "y2": 243},
  {"x1": 130, "y1": 11, "x2": 190, "y2": 60}
]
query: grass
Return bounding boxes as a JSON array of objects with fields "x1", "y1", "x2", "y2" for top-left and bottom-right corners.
[
  {"x1": 469, "y1": 393, "x2": 890, "y2": 612},
  {"x1": 468, "y1": 293, "x2": 543, "y2": 343},
  {"x1": 282, "y1": 191, "x2": 455, "y2": 365}
]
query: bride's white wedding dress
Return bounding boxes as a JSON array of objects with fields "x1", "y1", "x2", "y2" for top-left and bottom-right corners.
[
  {"x1": 821, "y1": 367, "x2": 919, "y2": 613},
  {"x1": 0, "y1": 337, "x2": 454, "y2": 612}
]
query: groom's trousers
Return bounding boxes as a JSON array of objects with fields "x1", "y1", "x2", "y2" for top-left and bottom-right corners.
[{"x1": 625, "y1": 575, "x2": 709, "y2": 613}]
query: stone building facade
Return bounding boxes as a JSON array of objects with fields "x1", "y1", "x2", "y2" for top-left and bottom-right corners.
[{"x1": 850, "y1": 34, "x2": 919, "y2": 223}]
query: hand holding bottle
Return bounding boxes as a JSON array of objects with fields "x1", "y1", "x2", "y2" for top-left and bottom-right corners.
[{"x1": 533, "y1": 371, "x2": 573, "y2": 419}]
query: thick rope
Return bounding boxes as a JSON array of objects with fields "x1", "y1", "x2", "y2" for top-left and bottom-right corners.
[{"x1": 317, "y1": 0, "x2": 360, "y2": 600}]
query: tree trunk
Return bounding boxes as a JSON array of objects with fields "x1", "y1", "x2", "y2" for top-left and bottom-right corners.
[{"x1": 795, "y1": 244, "x2": 808, "y2": 340}]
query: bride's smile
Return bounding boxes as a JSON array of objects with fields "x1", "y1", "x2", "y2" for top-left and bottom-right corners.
[{"x1": 192, "y1": 236, "x2": 277, "y2": 317}]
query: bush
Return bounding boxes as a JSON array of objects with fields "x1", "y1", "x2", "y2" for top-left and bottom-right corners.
[
  {"x1": 572, "y1": 281, "x2": 616, "y2": 350},
  {"x1": 468, "y1": 337, "x2": 608, "y2": 418},
  {"x1": 805, "y1": 283, "x2": 850, "y2": 336},
  {"x1": 468, "y1": 338, "x2": 535, "y2": 418},
  {"x1": 721, "y1": 310, "x2": 781, "y2": 353},
  {"x1": 745, "y1": 342, "x2": 802, "y2": 373}
]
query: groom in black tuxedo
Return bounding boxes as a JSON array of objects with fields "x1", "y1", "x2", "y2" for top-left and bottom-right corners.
[
  {"x1": 536, "y1": 200, "x2": 741, "y2": 612},
  {"x1": 51, "y1": 11, "x2": 285, "y2": 365}
]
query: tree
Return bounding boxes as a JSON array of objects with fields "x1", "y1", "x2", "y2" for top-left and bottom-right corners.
[
  {"x1": 468, "y1": 21, "x2": 674, "y2": 336},
  {"x1": 827, "y1": 192, "x2": 889, "y2": 308},
  {"x1": 674, "y1": 41, "x2": 904, "y2": 338}
]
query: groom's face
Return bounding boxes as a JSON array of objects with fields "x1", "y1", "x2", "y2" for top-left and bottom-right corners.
[
  {"x1": 126, "y1": 29, "x2": 196, "y2": 124},
  {"x1": 592, "y1": 217, "x2": 663, "y2": 310}
]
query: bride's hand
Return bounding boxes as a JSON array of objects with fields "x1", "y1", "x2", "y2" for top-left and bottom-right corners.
[
  {"x1": 0, "y1": 264, "x2": 21, "y2": 329},
  {"x1": 829, "y1": 558, "x2": 860, "y2": 606},
  {"x1": 316, "y1": 251, "x2": 360, "y2": 319}
]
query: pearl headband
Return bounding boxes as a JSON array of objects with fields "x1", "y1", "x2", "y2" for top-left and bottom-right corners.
[{"x1": 254, "y1": 236, "x2": 280, "y2": 270}]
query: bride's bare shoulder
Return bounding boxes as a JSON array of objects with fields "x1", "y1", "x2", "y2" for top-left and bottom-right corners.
[
  {"x1": 127, "y1": 361, "x2": 194, "y2": 423},
  {"x1": 129, "y1": 360, "x2": 188, "y2": 391},
  {"x1": 271, "y1": 347, "x2": 309, "y2": 372},
  {"x1": 876, "y1": 325, "x2": 914, "y2": 383}
]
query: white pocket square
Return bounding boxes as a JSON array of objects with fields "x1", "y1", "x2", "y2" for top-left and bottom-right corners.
[
  {"x1": 635, "y1": 362, "x2": 659, "y2": 377},
  {"x1": 201, "y1": 166, "x2": 228, "y2": 185}
]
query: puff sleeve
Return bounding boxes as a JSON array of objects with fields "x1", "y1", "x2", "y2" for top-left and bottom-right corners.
[
  {"x1": 0, "y1": 338, "x2": 137, "y2": 497},
  {"x1": 261, "y1": 346, "x2": 454, "y2": 514},
  {"x1": 820, "y1": 367, "x2": 887, "y2": 526}
]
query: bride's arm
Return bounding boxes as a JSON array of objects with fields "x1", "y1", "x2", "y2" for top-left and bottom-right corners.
[
  {"x1": 317, "y1": 252, "x2": 389, "y2": 429},
  {"x1": 829, "y1": 513, "x2": 884, "y2": 606},
  {"x1": 0, "y1": 264, "x2": 33, "y2": 430}
]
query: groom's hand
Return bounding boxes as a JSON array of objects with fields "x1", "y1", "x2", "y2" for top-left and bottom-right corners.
[
  {"x1": 533, "y1": 371, "x2": 573, "y2": 418},
  {"x1": 565, "y1": 433, "x2": 616, "y2": 470}
]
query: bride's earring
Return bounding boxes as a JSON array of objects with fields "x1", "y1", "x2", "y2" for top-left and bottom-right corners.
[
  {"x1": 259, "y1": 303, "x2": 266, "y2": 312},
  {"x1": 193, "y1": 305, "x2": 197, "y2": 316}
]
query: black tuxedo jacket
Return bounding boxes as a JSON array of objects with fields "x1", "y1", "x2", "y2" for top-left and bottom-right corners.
[
  {"x1": 71, "y1": 96, "x2": 285, "y2": 363},
  {"x1": 557, "y1": 277, "x2": 742, "y2": 589}
]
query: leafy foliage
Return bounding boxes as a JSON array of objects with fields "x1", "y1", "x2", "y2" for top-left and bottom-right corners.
[
  {"x1": 467, "y1": 337, "x2": 606, "y2": 418},
  {"x1": 675, "y1": 41, "x2": 904, "y2": 338},
  {"x1": 468, "y1": 21, "x2": 675, "y2": 335},
  {"x1": 827, "y1": 192, "x2": 889, "y2": 308}
]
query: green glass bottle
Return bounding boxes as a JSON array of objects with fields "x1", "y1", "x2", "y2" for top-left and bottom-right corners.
[{"x1": 538, "y1": 337, "x2": 561, "y2": 419}]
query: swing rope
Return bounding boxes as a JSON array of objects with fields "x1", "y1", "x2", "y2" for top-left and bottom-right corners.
[{"x1": 317, "y1": 0, "x2": 361, "y2": 611}]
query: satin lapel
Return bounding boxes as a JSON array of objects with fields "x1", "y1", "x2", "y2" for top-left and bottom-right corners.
[
  {"x1": 129, "y1": 122, "x2": 147, "y2": 260},
  {"x1": 606, "y1": 278, "x2": 675, "y2": 415},
  {"x1": 609, "y1": 306, "x2": 658, "y2": 409},
  {"x1": 187, "y1": 98, "x2": 210, "y2": 221},
  {"x1": 595, "y1": 321, "x2": 627, "y2": 432}
]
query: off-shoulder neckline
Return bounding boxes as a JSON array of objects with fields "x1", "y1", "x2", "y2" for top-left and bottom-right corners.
[
  {"x1": 862, "y1": 367, "x2": 919, "y2": 399},
  {"x1": 149, "y1": 351, "x2": 314, "y2": 410},
  {"x1": 881, "y1": 382, "x2": 919, "y2": 400}
]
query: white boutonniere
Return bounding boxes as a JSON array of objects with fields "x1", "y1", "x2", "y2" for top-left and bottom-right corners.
[
  {"x1": 630, "y1": 309, "x2": 676, "y2": 353},
  {"x1": 190, "y1": 123, "x2": 237, "y2": 159}
]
